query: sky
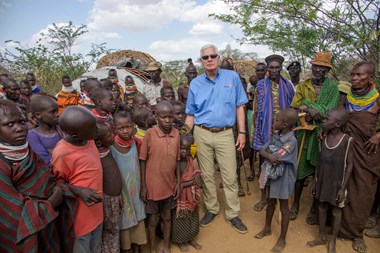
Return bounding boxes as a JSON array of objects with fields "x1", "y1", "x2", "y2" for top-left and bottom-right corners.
[{"x1": 0, "y1": 0, "x2": 272, "y2": 66}]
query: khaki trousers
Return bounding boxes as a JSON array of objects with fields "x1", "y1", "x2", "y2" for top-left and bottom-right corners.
[{"x1": 194, "y1": 126, "x2": 240, "y2": 219}]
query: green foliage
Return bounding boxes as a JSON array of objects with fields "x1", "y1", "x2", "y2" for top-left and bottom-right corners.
[
  {"x1": 212, "y1": 0, "x2": 380, "y2": 80},
  {"x1": 0, "y1": 22, "x2": 111, "y2": 94},
  {"x1": 161, "y1": 60, "x2": 188, "y2": 88}
]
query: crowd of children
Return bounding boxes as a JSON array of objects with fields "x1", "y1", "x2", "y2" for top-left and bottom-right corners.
[{"x1": 0, "y1": 57, "x2": 379, "y2": 253}]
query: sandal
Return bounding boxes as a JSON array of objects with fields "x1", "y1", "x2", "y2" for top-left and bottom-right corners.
[
  {"x1": 238, "y1": 185, "x2": 246, "y2": 197},
  {"x1": 248, "y1": 170, "x2": 255, "y2": 181},
  {"x1": 364, "y1": 216, "x2": 377, "y2": 229},
  {"x1": 365, "y1": 227, "x2": 380, "y2": 238},
  {"x1": 253, "y1": 199, "x2": 267, "y2": 212},
  {"x1": 352, "y1": 238, "x2": 367, "y2": 253},
  {"x1": 289, "y1": 208, "x2": 298, "y2": 220}
]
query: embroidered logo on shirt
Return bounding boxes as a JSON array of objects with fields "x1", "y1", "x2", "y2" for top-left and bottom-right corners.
[{"x1": 224, "y1": 83, "x2": 232, "y2": 88}]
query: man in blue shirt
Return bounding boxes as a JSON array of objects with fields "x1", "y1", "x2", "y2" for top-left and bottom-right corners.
[{"x1": 184, "y1": 44, "x2": 248, "y2": 233}]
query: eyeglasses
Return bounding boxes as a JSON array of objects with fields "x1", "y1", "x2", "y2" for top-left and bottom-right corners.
[{"x1": 201, "y1": 54, "x2": 218, "y2": 60}]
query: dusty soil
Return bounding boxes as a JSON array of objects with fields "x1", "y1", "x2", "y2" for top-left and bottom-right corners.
[{"x1": 144, "y1": 160, "x2": 380, "y2": 253}]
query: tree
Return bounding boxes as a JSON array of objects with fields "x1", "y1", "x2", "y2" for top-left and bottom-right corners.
[
  {"x1": 211, "y1": 0, "x2": 380, "y2": 79},
  {"x1": 219, "y1": 44, "x2": 258, "y2": 60},
  {"x1": 0, "y1": 22, "x2": 111, "y2": 94},
  {"x1": 161, "y1": 60, "x2": 188, "y2": 88}
]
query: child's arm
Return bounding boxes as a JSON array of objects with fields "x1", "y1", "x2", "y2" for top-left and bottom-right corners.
[
  {"x1": 173, "y1": 161, "x2": 181, "y2": 200},
  {"x1": 140, "y1": 160, "x2": 148, "y2": 202},
  {"x1": 69, "y1": 184, "x2": 102, "y2": 206},
  {"x1": 337, "y1": 138, "x2": 354, "y2": 204},
  {"x1": 271, "y1": 137, "x2": 298, "y2": 164},
  {"x1": 259, "y1": 148, "x2": 281, "y2": 165}
]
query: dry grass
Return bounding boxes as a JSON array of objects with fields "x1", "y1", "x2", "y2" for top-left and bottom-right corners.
[{"x1": 96, "y1": 50, "x2": 156, "y2": 69}]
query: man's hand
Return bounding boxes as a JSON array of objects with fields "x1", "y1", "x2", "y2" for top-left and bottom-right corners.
[
  {"x1": 48, "y1": 186, "x2": 64, "y2": 208},
  {"x1": 363, "y1": 134, "x2": 380, "y2": 154},
  {"x1": 173, "y1": 183, "x2": 181, "y2": 200},
  {"x1": 267, "y1": 154, "x2": 281, "y2": 165},
  {"x1": 305, "y1": 108, "x2": 322, "y2": 121},
  {"x1": 235, "y1": 133, "x2": 246, "y2": 151}
]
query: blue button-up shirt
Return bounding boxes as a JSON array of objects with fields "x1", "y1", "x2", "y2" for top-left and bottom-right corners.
[{"x1": 186, "y1": 68, "x2": 248, "y2": 128}]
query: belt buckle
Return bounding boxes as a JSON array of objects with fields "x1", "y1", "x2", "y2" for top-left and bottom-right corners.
[{"x1": 210, "y1": 127, "x2": 218, "y2": 132}]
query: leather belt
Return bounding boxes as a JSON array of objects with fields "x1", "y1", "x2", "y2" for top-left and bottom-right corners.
[{"x1": 197, "y1": 124, "x2": 232, "y2": 133}]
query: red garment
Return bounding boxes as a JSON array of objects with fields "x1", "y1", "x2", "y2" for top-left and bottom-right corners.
[
  {"x1": 51, "y1": 140, "x2": 103, "y2": 237},
  {"x1": 139, "y1": 126, "x2": 180, "y2": 201},
  {"x1": 176, "y1": 157, "x2": 201, "y2": 217},
  {"x1": 0, "y1": 148, "x2": 76, "y2": 252}
]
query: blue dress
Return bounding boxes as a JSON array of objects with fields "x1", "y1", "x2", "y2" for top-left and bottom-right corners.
[{"x1": 110, "y1": 141, "x2": 146, "y2": 230}]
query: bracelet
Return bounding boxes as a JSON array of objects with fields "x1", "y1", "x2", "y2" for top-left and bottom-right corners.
[{"x1": 239, "y1": 132, "x2": 246, "y2": 135}]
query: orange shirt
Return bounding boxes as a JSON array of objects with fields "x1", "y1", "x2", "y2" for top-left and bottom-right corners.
[
  {"x1": 56, "y1": 90, "x2": 80, "y2": 115},
  {"x1": 51, "y1": 140, "x2": 103, "y2": 237},
  {"x1": 139, "y1": 126, "x2": 180, "y2": 201}
]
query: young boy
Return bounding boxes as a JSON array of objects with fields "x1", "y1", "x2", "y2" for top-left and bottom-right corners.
[
  {"x1": 140, "y1": 101, "x2": 181, "y2": 253},
  {"x1": 171, "y1": 100, "x2": 185, "y2": 130},
  {"x1": 160, "y1": 86, "x2": 175, "y2": 102},
  {"x1": 307, "y1": 108, "x2": 353, "y2": 253},
  {"x1": 56, "y1": 75, "x2": 80, "y2": 115},
  {"x1": 0, "y1": 99, "x2": 75, "y2": 252},
  {"x1": 132, "y1": 106, "x2": 156, "y2": 140},
  {"x1": 28, "y1": 95, "x2": 62, "y2": 166},
  {"x1": 124, "y1": 75, "x2": 140, "y2": 107},
  {"x1": 254, "y1": 108, "x2": 298, "y2": 253},
  {"x1": 51, "y1": 106, "x2": 103, "y2": 253},
  {"x1": 90, "y1": 88, "x2": 115, "y2": 124},
  {"x1": 20, "y1": 79, "x2": 33, "y2": 101},
  {"x1": 95, "y1": 120, "x2": 123, "y2": 253},
  {"x1": 132, "y1": 94, "x2": 149, "y2": 109},
  {"x1": 26, "y1": 72, "x2": 40, "y2": 93},
  {"x1": 111, "y1": 111, "x2": 147, "y2": 253},
  {"x1": 171, "y1": 135, "x2": 202, "y2": 252}
]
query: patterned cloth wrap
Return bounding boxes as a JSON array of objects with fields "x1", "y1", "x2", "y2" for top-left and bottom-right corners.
[{"x1": 259, "y1": 144, "x2": 285, "y2": 189}]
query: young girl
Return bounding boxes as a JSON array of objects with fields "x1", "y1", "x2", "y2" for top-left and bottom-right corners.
[
  {"x1": 132, "y1": 106, "x2": 156, "y2": 140},
  {"x1": 27, "y1": 95, "x2": 63, "y2": 166},
  {"x1": 110, "y1": 111, "x2": 146, "y2": 253},
  {"x1": 0, "y1": 99, "x2": 75, "y2": 252},
  {"x1": 307, "y1": 108, "x2": 353, "y2": 253},
  {"x1": 254, "y1": 108, "x2": 298, "y2": 253},
  {"x1": 171, "y1": 136, "x2": 202, "y2": 252}
]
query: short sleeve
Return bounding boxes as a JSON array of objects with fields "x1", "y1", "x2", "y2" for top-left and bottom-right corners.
[
  {"x1": 50, "y1": 145, "x2": 70, "y2": 183},
  {"x1": 139, "y1": 131, "x2": 150, "y2": 161},
  {"x1": 185, "y1": 85, "x2": 196, "y2": 115}
]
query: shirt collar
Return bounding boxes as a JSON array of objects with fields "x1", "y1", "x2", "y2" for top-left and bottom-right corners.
[
  {"x1": 203, "y1": 68, "x2": 221, "y2": 82},
  {"x1": 274, "y1": 130, "x2": 294, "y2": 143},
  {"x1": 154, "y1": 126, "x2": 176, "y2": 138}
]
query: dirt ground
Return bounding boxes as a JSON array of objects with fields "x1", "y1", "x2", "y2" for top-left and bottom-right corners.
[{"x1": 144, "y1": 160, "x2": 380, "y2": 253}]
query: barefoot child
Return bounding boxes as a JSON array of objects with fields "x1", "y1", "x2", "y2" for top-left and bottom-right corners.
[
  {"x1": 27, "y1": 95, "x2": 62, "y2": 166},
  {"x1": 0, "y1": 99, "x2": 76, "y2": 252},
  {"x1": 51, "y1": 106, "x2": 103, "y2": 253},
  {"x1": 132, "y1": 106, "x2": 156, "y2": 140},
  {"x1": 171, "y1": 136, "x2": 202, "y2": 252},
  {"x1": 111, "y1": 111, "x2": 147, "y2": 253},
  {"x1": 307, "y1": 108, "x2": 353, "y2": 253},
  {"x1": 255, "y1": 108, "x2": 298, "y2": 253},
  {"x1": 95, "y1": 120, "x2": 123, "y2": 253},
  {"x1": 140, "y1": 101, "x2": 181, "y2": 253}
]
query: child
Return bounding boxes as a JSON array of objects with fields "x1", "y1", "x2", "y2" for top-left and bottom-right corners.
[
  {"x1": 27, "y1": 95, "x2": 62, "y2": 166},
  {"x1": 56, "y1": 75, "x2": 80, "y2": 115},
  {"x1": 124, "y1": 75, "x2": 140, "y2": 107},
  {"x1": 171, "y1": 136, "x2": 202, "y2": 252},
  {"x1": 132, "y1": 93, "x2": 149, "y2": 109},
  {"x1": 0, "y1": 99, "x2": 75, "y2": 252},
  {"x1": 79, "y1": 78, "x2": 101, "y2": 109},
  {"x1": 307, "y1": 108, "x2": 353, "y2": 253},
  {"x1": 26, "y1": 72, "x2": 40, "y2": 93},
  {"x1": 132, "y1": 106, "x2": 156, "y2": 140},
  {"x1": 100, "y1": 78, "x2": 114, "y2": 91},
  {"x1": 110, "y1": 111, "x2": 147, "y2": 253},
  {"x1": 254, "y1": 108, "x2": 298, "y2": 253},
  {"x1": 140, "y1": 101, "x2": 181, "y2": 253},
  {"x1": 20, "y1": 79, "x2": 32, "y2": 101},
  {"x1": 171, "y1": 100, "x2": 185, "y2": 130},
  {"x1": 51, "y1": 106, "x2": 103, "y2": 253},
  {"x1": 90, "y1": 87, "x2": 115, "y2": 124},
  {"x1": 160, "y1": 86, "x2": 175, "y2": 102},
  {"x1": 95, "y1": 120, "x2": 123, "y2": 253}
]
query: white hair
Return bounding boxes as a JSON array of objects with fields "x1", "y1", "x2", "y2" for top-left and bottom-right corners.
[{"x1": 200, "y1": 44, "x2": 219, "y2": 56}]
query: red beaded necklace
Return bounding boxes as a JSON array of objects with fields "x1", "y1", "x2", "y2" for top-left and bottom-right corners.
[{"x1": 115, "y1": 134, "x2": 133, "y2": 148}]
